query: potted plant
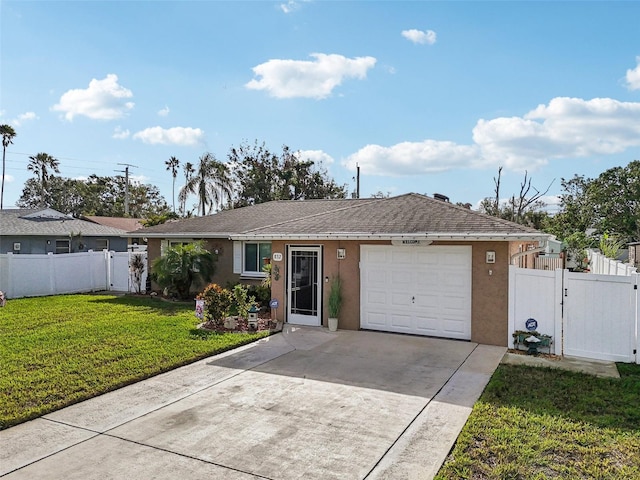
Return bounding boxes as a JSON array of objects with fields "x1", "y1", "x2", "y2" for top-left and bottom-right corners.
[{"x1": 328, "y1": 275, "x2": 342, "y2": 332}]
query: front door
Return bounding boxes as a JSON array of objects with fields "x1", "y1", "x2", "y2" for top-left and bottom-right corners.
[{"x1": 287, "y1": 246, "x2": 322, "y2": 326}]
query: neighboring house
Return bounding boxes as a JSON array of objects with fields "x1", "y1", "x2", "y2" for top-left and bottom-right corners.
[
  {"x1": 82, "y1": 215, "x2": 147, "y2": 251},
  {"x1": 135, "y1": 193, "x2": 550, "y2": 347},
  {"x1": 0, "y1": 208, "x2": 129, "y2": 254}
]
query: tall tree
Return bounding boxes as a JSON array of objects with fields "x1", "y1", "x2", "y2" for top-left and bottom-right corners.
[
  {"x1": 179, "y1": 161, "x2": 195, "y2": 216},
  {"x1": 545, "y1": 161, "x2": 640, "y2": 243},
  {"x1": 180, "y1": 153, "x2": 232, "y2": 216},
  {"x1": 229, "y1": 140, "x2": 346, "y2": 207},
  {"x1": 27, "y1": 152, "x2": 60, "y2": 207},
  {"x1": 17, "y1": 174, "x2": 170, "y2": 218},
  {"x1": 164, "y1": 156, "x2": 180, "y2": 213},
  {"x1": 479, "y1": 167, "x2": 552, "y2": 229},
  {"x1": 0, "y1": 124, "x2": 17, "y2": 209}
]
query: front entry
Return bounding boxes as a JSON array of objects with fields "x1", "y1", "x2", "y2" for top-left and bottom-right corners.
[{"x1": 287, "y1": 246, "x2": 322, "y2": 326}]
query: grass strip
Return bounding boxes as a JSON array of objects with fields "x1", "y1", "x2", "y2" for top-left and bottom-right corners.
[
  {"x1": 436, "y1": 363, "x2": 640, "y2": 479},
  {"x1": 0, "y1": 294, "x2": 269, "y2": 429}
]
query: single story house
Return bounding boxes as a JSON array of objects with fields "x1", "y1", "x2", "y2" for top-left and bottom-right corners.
[
  {"x1": 136, "y1": 193, "x2": 551, "y2": 347},
  {"x1": 0, "y1": 208, "x2": 129, "y2": 254}
]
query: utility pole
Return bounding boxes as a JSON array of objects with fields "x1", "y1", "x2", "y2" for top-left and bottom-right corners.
[
  {"x1": 116, "y1": 163, "x2": 138, "y2": 216},
  {"x1": 356, "y1": 163, "x2": 360, "y2": 199}
]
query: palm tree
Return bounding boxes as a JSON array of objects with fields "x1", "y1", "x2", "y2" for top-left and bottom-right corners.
[
  {"x1": 1, "y1": 124, "x2": 17, "y2": 210},
  {"x1": 179, "y1": 161, "x2": 195, "y2": 216},
  {"x1": 180, "y1": 153, "x2": 232, "y2": 216},
  {"x1": 28, "y1": 152, "x2": 60, "y2": 207},
  {"x1": 151, "y1": 241, "x2": 216, "y2": 299},
  {"x1": 164, "y1": 156, "x2": 180, "y2": 213}
]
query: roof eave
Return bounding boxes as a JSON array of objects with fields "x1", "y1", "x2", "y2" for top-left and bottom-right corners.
[
  {"x1": 124, "y1": 232, "x2": 234, "y2": 238},
  {"x1": 230, "y1": 232, "x2": 551, "y2": 242}
]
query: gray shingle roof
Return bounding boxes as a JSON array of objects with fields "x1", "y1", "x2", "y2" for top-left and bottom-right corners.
[
  {"x1": 136, "y1": 194, "x2": 547, "y2": 240},
  {"x1": 1, "y1": 209, "x2": 129, "y2": 237}
]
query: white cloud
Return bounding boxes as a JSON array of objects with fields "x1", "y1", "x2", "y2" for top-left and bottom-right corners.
[
  {"x1": 297, "y1": 149, "x2": 335, "y2": 165},
  {"x1": 158, "y1": 106, "x2": 170, "y2": 117},
  {"x1": 344, "y1": 96, "x2": 640, "y2": 177},
  {"x1": 3, "y1": 174, "x2": 14, "y2": 183},
  {"x1": 280, "y1": 0, "x2": 298, "y2": 13},
  {"x1": 132, "y1": 126, "x2": 204, "y2": 146},
  {"x1": 473, "y1": 97, "x2": 640, "y2": 169},
  {"x1": 626, "y1": 56, "x2": 640, "y2": 91},
  {"x1": 401, "y1": 29, "x2": 437, "y2": 45},
  {"x1": 112, "y1": 126, "x2": 130, "y2": 139},
  {"x1": 344, "y1": 140, "x2": 480, "y2": 176},
  {"x1": 246, "y1": 53, "x2": 377, "y2": 99},
  {"x1": 52, "y1": 74, "x2": 134, "y2": 121},
  {"x1": 12, "y1": 112, "x2": 38, "y2": 127}
]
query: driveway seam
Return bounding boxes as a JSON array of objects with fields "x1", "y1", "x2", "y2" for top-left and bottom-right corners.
[
  {"x1": 362, "y1": 342, "x2": 480, "y2": 479},
  {"x1": 102, "y1": 433, "x2": 276, "y2": 480}
]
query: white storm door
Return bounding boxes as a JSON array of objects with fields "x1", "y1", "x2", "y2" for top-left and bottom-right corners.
[{"x1": 287, "y1": 246, "x2": 322, "y2": 326}]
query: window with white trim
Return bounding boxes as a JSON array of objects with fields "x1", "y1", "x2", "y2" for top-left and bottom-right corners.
[{"x1": 233, "y1": 241, "x2": 271, "y2": 276}]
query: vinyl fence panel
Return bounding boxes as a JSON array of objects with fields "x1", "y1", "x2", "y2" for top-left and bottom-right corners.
[
  {"x1": 0, "y1": 251, "x2": 146, "y2": 298},
  {"x1": 563, "y1": 272, "x2": 636, "y2": 363}
]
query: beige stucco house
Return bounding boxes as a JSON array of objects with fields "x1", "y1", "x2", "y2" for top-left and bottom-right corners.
[{"x1": 135, "y1": 193, "x2": 550, "y2": 347}]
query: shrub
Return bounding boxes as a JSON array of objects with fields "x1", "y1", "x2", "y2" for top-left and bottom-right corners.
[
  {"x1": 197, "y1": 283, "x2": 233, "y2": 326},
  {"x1": 232, "y1": 284, "x2": 256, "y2": 318},
  {"x1": 151, "y1": 241, "x2": 216, "y2": 299}
]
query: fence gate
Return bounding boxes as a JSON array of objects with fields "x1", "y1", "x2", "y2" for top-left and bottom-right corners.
[{"x1": 563, "y1": 272, "x2": 637, "y2": 363}]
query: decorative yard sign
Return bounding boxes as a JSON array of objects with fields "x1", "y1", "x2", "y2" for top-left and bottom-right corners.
[
  {"x1": 269, "y1": 299, "x2": 279, "y2": 309},
  {"x1": 195, "y1": 299, "x2": 204, "y2": 320},
  {"x1": 525, "y1": 318, "x2": 538, "y2": 331}
]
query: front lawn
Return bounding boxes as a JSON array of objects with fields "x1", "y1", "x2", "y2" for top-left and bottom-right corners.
[
  {"x1": 436, "y1": 363, "x2": 640, "y2": 479},
  {"x1": 0, "y1": 294, "x2": 270, "y2": 430}
]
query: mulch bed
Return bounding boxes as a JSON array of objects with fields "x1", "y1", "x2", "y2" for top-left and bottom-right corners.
[
  {"x1": 199, "y1": 315, "x2": 278, "y2": 333},
  {"x1": 507, "y1": 348, "x2": 561, "y2": 361}
]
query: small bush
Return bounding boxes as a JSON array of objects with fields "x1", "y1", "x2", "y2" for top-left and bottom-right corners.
[
  {"x1": 197, "y1": 283, "x2": 233, "y2": 326},
  {"x1": 232, "y1": 284, "x2": 256, "y2": 318}
]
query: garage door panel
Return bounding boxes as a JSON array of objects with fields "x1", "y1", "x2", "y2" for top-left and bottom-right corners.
[
  {"x1": 366, "y1": 312, "x2": 387, "y2": 327},
  {"x1": 361, "y1": 245, "x2": 471, "y2": 340},
  {"x1": 391, "y1": 292, "x2": 413, "y2": 307},
  {"x1": 390, "y1": 313, "x2": 412, "y2": 329}
]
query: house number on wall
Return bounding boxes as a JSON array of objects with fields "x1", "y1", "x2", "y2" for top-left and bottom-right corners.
[{"x1": 272, "y1": 253, "x2": 283, "y2": 261}]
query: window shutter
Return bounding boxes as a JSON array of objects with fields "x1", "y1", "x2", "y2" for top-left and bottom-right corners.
[
  {"x1": 160, "y1": 240, "x2": 168, "y2": 256},
  {"x1": 233, "y1": 241, "x2": 242, "y2": 274}
]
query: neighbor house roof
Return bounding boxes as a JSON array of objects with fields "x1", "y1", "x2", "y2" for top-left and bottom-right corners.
[
  {"x1": 135, "y1": 193, "x2": 549, "y2": 242},
  {"x1": 83, "y1": 216, "x2": 144, "y2": 232},
  {"x1": 0, "y1": 209, "x2": 129, "y2": 237}
]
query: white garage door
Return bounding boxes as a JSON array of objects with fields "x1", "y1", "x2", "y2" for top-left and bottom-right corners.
[{"x1": 360, "y1": 245, "x2": 472, "y2": 340}]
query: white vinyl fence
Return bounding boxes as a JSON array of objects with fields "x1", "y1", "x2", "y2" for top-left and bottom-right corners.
[
  {"x1": 509, "y1": 266, "x2": 640, "y2": 363},
  {"x1": 588, "y1": 249, "x2": 637, "y2": 276},
  {"x1": 0, "y1": 251, "x2": 147, "y2": 299}
]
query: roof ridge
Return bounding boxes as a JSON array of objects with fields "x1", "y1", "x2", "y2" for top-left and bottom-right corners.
[{"x1": 241, "y1": 197, "x2": 385, "y2": 233}]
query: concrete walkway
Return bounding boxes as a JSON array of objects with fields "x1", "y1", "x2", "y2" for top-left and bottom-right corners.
[{"x1": 1, "y1": 326, "x2": 505, "y2": 479}]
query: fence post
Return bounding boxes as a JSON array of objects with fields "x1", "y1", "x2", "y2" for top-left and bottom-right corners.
[
  {"x1": 3, "y1": 253, "x2": 13, "y2": 298},
  {"x1": 508, "y1": 265, "x2": 516, "y2": 348},
  {"x1": 47, "y1": 252, "x2": 56, "y2": 296},
  {"x1": 554, "y1": 268, "x2": 565, "y2": 356},
  {"x1": 635, "y1": 273, "x2": 639, "y2": 365}
]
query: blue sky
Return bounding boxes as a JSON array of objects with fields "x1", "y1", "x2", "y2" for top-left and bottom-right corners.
[{"x1": 2, "y1": 1, "x2": 640, "y2": 213}]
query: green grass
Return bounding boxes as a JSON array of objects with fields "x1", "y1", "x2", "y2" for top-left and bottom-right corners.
[
  {"x1": 0, "y1": 294, "x2": 269, "y2": 430},
  {"x1": 436, "y1": 364, "x2": 640, "y2": 479}
]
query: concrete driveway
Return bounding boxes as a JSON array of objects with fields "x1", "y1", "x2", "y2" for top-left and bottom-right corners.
[{"x1": 1, "y1": 326, "x2": 505, "y2": 479}]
